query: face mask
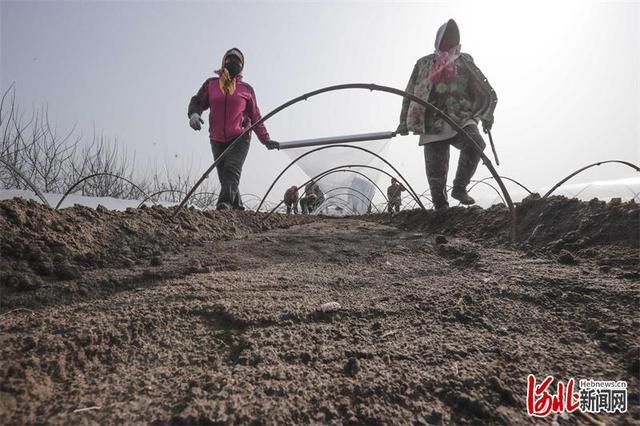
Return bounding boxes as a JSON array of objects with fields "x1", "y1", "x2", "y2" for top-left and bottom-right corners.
[{"x1": 225, "y1": 61, "x2": 242, "y2": 77}]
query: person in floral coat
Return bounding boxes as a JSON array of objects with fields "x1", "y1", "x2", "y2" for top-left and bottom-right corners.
[{"x1": 397, "y1": 19, "x2": 497, "y2": 210}]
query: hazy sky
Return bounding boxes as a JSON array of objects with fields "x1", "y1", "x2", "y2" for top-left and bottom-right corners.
[{"x1": 1, "y1": 0, "x2": 638, "y2": 204}]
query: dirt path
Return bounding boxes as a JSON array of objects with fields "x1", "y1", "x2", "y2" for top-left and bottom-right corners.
[{"x1": 1, "y1": 217, "x2": 638, "y2": 424}]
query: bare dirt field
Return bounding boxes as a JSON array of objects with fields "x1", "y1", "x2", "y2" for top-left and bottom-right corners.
[{"x1": 1, "y1": 196, "x2": 638, "y2": 424}]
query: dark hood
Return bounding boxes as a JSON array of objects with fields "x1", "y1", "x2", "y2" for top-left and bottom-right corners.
[{"x1": 435, "y1": 19, "x2": 460, "y2": 51}]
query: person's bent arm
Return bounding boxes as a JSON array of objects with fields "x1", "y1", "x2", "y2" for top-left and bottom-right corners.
[
  {"x1": 462, "y1": 54, "x2": 497, "y2": 132},
  {"x1": 397, "y1": 61, "x2": 419, "y2": 134},
  {"x1": 188, "y1": 80, "x2": 211, "y2": 117},
  {"x1": 246, "y1": 85, "x2": 271, "y2": 144},
  {"x1": 188, "y1": 80, "x2": 211, "y2": 131}
]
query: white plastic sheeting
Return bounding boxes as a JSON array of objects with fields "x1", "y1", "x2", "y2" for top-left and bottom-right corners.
[{"x1": 281, "y1": 139, "x2": 392, "y2": 215}]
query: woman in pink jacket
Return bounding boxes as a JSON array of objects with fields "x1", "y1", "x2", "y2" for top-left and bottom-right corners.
[{"x1": 188, "y1": 48, "x2": 278, "y2": 210}]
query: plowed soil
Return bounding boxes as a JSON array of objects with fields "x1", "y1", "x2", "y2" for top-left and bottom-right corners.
[{"x1": 1, "y1": 196, "x2": 638, "y2": 424}]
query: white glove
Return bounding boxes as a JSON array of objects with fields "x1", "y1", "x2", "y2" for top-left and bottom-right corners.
[{"x1": 189, "y1": 113, "x2": 204, "y2": 131}]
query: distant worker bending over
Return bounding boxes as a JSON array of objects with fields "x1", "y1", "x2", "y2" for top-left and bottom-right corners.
[
  {"x1": 300, "y1": 182, "x2": 325, "y2": 214},
  {"x1": 284, "y1": 185, "x2": 299, "y2": 214}
]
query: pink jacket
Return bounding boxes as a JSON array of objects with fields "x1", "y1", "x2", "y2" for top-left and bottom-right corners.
[{"x1": 188, "y1": 77, "x2": 270, "y2": 144}]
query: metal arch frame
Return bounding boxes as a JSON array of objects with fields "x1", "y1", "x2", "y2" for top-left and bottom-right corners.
[
  {"x1": 173, "y1": 83, "x2": 515, "y2": 243},
  {"x1": 318, "y1": 192, "x2": 374, "y2": 211},
  {"x1": 0, "y1": 157, "x2": 51, "y2": 207},
  {"x1": 316, "y1": 194, "x2": 370, "y2": 215},
  {"x1": 256, "y1": 144, "x2": 425, "y2": 212},
  {"x1": 571, "y1": 184, "x2": 593, "y2": 199},
  {"x1": 191, "y1": 191, "x2": 218, "y2": 204},
  {"x1": 239, "y1": 193, "x2": 265, "y2": 210},
  {"x1": 470, "y1": 175, "x2": 533, "y2": 195},
  {"x1": 407, "y1": 189, "x2": 439, "y2": 209},
  {"x1": 137, "y1": 189, "x2": 186, "y2": 209},
  {"x1": 467, "y1": 179, "x2": 506, "y2": 205},
  {"x1": 326, "y1": 170, "x2": 389, "y2": 204},
  {"x1": 408, "y1": 196, "x2": 435, "y2": 210},
  {"x1": 191, "y1": 191, "x2": 218, "y2": 209},
  {"x1": 319, "y1": 188, "x2": 380, "y2": 213},
  {"x1": 320, "y1": 204, "x2": 359, "y2": 217},
  {"x1": 55, "y1": 173, "x2": 148, "y2": 209},
  {"x1": 401, "y1": 193, "x2": 416, "y2": 203},
  {"x1": 403, "y1": 191, "x2": 432, "y2": 206},
  {"x1": 317, "y1": 200, "x2": 360, "y2": 216},
  {"x1": 408, "y1": 179, "x2": 513, "y2": 208},
  {"x1": 266, "y1": 163, "x2": 420, "y2": 217},
  {"x1": 626, "y1": 186, "x2": 640, "y2": 202},
  {"x1": 281, "y1": 168, "x2": 390, "y2": 205},
  {"x1": 308, "y1": 165, "x2": 395, "y2": 204},
  {"x1": 375, "y1": 202, "x2": 389, "y2": 211},
  {"x1": 191, "y1": 191, "x2": 218, "y2": 199},
  {"x1": 268, "y1": 164, "x2": 413, "y2": 216},
  {"x1": 543, "y1": 160, "x2": 640, "y2": 199},
  {"x1": 416, "y1": 189, "x2": 435, "y2": 203},
  {"x1": 322, "y1": 186, "x2": 377, "y2": 202},
  {"x1": 240, "y1": 193, "x2": 263, "y2": 201},
  {"x1": 408, "y1": 197, "x2": 434, "y2": 210}
]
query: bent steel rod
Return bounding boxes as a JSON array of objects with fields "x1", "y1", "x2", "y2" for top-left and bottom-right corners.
[
  {"x1": 264, "y1": 164, "x2": 420, "y2": 218},
  {"x1": 191, "y1": 191, "x2": 218, "y2": 203},
  {"x1": 543, "y1": 160, "x2": 640, "y2": 199},
  {"x1": 320, "y1": 188, "x2": 380, "y2": 213},
  {"x1": 191, "y1": 191, "x2": 217, "y2": 198},
  {"x1": 316, "y1": 169, "x2": 390, "y2": 204},
  {"x1": 316, "y1": 199, "x2": 360, "y2": 216},
  {"x1": 467, "y1": 179, "x2": 506, "y2": 205},
  {"x1": 322, "y1": 186, "x2": 378, "y2": 202},
  {"x1": 319, "y1": 192, "x2": 374, "y2": 209},
  {"x1": 471, "y1": 175, "x2": 532, "y2": 195},
  {"x1": 271, "y1": 167, "x2": 390, "y2": 214},
  {"x1": 240, "y1": 194, "x2": 265, "y2": 207},
  {"x1": 137, "y1": 189, "x2": 186, "y2": 209},
  {"x1": 309, "y1": 166, "x2": 396, "y2": 203},
  {"x1": 417, "y1": 190, "x2": 435, "y2": 203},
  {"x1": 315, "y1": 193, "x2": 373, "y2": 214},
  {"x1": 572, "y1": 184, "x2": 593, "y2": 199},
  {"x1": 174, "y1": 83, "x2": 516, "y2": 242},
  {"x1": 281, "y1": 166, "x2": 391, "y2": 204},
  {"x1": 626, "y1": 186, "x2": 640, "y2": 201},
  {"x1": 256, "y1": 145, "x2": 425, "y2": 212},
  {"x1": 409, "y1": 187, "x2": 453, "y2": 209},
  {"x1": 56, "y1": 172, "x2": 149, "y2": 210},
  {"x1": 0, "y1": 158, "x2": 51, "y2": 207},
  {"x1": 408, "y1": 197, "x2": 434, "y2": 210},
  {"x1": 187, "y1": 192, "x2": 218, "y2": 210}
]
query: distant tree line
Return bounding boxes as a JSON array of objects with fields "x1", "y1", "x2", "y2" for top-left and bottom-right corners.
[{"x1": 0, "y1": 85, "x2": 217, "y2": 209}]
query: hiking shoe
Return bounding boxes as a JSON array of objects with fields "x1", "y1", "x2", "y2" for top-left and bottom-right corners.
[{"x1": 451, "y1": 188, "x2": 475, "y2": 205}]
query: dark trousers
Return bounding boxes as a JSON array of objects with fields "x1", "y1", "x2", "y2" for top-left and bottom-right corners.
[
  {"x1": 423, "y1": 124, "x2": 486, "y2": 208},
  {"x1": 299, "y1": 196, "x2": 317, "y2": 214},
  {"x1": 387, "y1": 200, "x2": 401, "y2": 213},
  {"x1": 285, "y1": 201, "x2": 298, "y2": 214},
  {"x1": 210, "y1": 135, "x2": 250, "y2": 209}
]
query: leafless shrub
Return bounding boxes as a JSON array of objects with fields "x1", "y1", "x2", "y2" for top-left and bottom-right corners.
[
  {"x1": 1, "y1": 85, "x2": 218, "y2": 206},
  {"x1": 0, "y1": 85, "x2": 79, "y2": 192}
]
